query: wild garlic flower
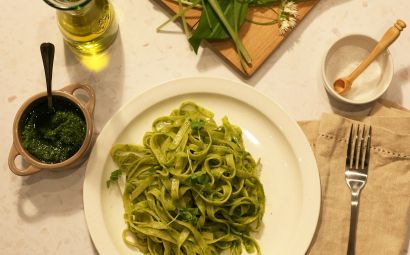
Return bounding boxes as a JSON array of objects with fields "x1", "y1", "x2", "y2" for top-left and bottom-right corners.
[
  {"x1": 278, "y1": 0, "x2": 298, "y2": 35},
  {"x1": 283, "y1": 1, "x2": 298, "y2": 16}
]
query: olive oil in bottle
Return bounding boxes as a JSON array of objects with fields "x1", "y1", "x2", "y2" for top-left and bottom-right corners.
[{"x1": 44, "y1": 0, "x2": 118, "y2": 55}]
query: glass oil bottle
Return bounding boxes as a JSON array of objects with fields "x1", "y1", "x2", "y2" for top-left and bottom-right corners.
[{"x1": 44, "y1": 0, "x2": 119, "y2": 55}]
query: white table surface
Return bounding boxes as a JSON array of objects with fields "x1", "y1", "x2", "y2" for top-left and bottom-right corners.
[{"x1": 1, "y1": 0, "x2": 409, "y2": 254}]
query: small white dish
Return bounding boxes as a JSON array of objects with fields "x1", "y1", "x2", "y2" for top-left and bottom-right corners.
[{"x1": 322, "y1": 34, "x2": 394, "y2": 105}]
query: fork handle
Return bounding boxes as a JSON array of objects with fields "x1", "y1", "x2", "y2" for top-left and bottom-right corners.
[{"x1": 347, "y1": 191, "x2": 361, "y2": 255}]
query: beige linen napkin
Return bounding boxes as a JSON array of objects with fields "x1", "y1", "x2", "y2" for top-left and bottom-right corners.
[{"x1": 299, "y1": 101, "x2": 410, "y2": 255}]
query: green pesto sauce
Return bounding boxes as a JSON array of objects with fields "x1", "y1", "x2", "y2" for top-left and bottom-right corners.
[{"x1": 21, "y1": 97, "x2": 86, "y2": 164}]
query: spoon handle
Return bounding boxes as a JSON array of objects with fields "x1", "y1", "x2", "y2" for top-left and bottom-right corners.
[
  {"x1": 348, "y1": 20, "x2": 406, "y2": 81},
  {"x1": 40, "y1": 43, "x2": 55, "y2": 109}
]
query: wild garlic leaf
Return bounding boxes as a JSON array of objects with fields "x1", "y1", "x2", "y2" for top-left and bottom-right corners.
[
  {"x1": 191, "y1": 119, "x2": 205, "y2": 130},
  {"x1": 189, "y1": 0, "x2": 249, "y2": 53},
  {"x1": 106, "y1": 169, "x2": 122, "y2": 188},
  {"x1": 178, "y1": 208, "x2": 200, "y2": 223},
  {"x1": 190, "y1": 173, "x2": 210, "y2": 185}
]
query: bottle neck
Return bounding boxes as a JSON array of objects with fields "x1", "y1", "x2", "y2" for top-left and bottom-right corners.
[{"x1": 43, "y1": 0, "x2": 93, "y2": 11}]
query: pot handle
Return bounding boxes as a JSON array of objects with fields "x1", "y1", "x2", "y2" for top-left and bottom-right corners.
[
  {"x1": 8, "y1": 144, "x2": 41, "y2": 176},
  {"x1": 60, "y1": 84, "x2": 95, "y2": 115}
]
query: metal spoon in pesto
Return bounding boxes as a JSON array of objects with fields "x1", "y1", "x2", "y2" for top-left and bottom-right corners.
[{"x1": 40, "y1": 42, "x2": 55, "y2": 110}]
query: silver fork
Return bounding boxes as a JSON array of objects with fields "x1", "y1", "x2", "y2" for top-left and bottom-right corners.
[{"x1": 345, "y1": 124, "x2": 372, "y2": 255}]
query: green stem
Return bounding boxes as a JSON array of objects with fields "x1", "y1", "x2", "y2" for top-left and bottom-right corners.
[
  {"x1": 201, "y1": 0, "x2": 212, "y2": 28},
  {"x1": 208, "y1": 0, "x2": 252, "y2": 65},
  {"x1": 174, "y1": 0, "x2": 202, "y2": 6},
  {"x1": 157, "y1": 0, "x2": 202, "y2": 32},
  {"x1": 157, "y1": 14, "x2": 182, "y2": 31},
  {"x1": 233, "y1": 0, "x2": 238, "y2": 32},
  {"x1": 246, "y1": 18, "x2": 278, "y2": 25},
  {"x1": 177, "y1": 0, "x2": 190, "y2": 37}
]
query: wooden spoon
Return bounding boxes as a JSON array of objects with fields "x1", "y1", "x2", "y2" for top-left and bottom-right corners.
[{"x1": 333, "y1": 20, "x2": 406, "y2": 95}]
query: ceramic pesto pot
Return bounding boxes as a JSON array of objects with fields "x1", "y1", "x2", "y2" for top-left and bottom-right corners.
[{"x1": 8, "y1": 84, "x2": 95, "y2": 176}]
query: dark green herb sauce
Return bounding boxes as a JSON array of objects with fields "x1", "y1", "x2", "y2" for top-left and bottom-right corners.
[{"x1": 21, "y1": 97, "x2": 86, "y2": 164}]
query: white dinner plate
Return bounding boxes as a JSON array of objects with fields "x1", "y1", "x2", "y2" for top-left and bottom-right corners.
[{"x1": 83, "y1": 77, "x2": 320, "y2": 255}]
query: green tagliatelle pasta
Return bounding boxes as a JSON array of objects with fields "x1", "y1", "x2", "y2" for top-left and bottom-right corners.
[{"x1": 109, "y1": 102, "x2": 265, "y2": 255}]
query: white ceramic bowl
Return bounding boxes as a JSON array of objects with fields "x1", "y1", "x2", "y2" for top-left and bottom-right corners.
[{"x1": 322, "y1": 34, "x2": 394, "y2": 105}]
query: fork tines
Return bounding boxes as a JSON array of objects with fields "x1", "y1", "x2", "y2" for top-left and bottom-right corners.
[{"x1": 347, "y1": 124, "x2": 372, "y2": 171}]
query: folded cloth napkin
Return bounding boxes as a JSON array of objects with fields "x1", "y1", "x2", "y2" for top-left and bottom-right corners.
[{"x1": 298, "y1": 100, "x2": 410, "y2": 255}]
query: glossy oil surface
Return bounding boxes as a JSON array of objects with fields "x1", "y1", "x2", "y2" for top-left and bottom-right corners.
[{"x1": 57, "y1": 0, "x2": 118, "y2": 55}]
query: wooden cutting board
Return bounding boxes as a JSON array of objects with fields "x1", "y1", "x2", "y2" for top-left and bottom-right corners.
[{"x1": 157, "y1": 0, "x2": 320, "y2": 76}]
